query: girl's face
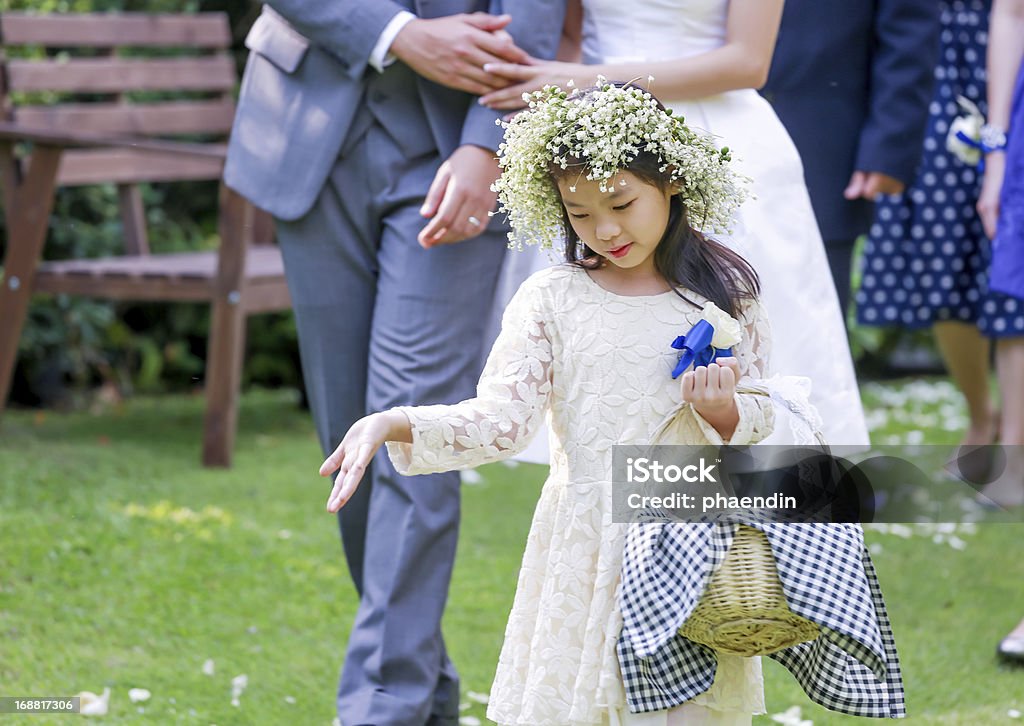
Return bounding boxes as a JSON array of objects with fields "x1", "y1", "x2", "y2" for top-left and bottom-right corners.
[{"x1": 556, "y1": 170, "x2": 672, "y2": 275}]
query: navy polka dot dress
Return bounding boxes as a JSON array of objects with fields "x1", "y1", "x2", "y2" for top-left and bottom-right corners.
[{"x1": 856, "y1": 0, "x2": 1024, "y2": 338}]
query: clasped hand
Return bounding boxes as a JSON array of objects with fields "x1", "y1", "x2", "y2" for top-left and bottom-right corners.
[
  {"x1": 392, "y1": 15, "x2": 529, "y2": 247},
  {"x1": 391, "y1": 13, "x2": 528, "y2": 96},
  {"x1": 680, "y1": 357, "x2": 741, "y2": 434}
]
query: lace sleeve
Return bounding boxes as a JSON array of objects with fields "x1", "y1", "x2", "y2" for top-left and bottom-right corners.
[
  {"x1": 385, "y1": 277, "x2": 554, "y2": 475},
  {"x1": 690, "y1": 297, "x2": 775, "y2": 445},
  {"x1": 733, "y1": 296, "x2": 772, "y2": 379}
]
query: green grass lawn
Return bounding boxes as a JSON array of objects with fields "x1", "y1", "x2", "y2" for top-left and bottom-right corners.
[{"x1": 1, "y1": 382, "x2": 1022, "y2": 725}]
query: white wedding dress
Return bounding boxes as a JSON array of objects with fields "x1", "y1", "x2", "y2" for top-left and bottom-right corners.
[{"x1": 494, "y1": 0, "x2": 869, "y2": 450}]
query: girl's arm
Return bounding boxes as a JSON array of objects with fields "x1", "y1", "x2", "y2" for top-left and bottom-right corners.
[
  {"x1": 480, "y1": 0, "x2": 783, "y2": 109},
  {"x1": 978, "y1": 0, "x2": 1024, "y2": 238},
  {"x1": 322, "y1": 275, "x2": 554, "y2": 512}
]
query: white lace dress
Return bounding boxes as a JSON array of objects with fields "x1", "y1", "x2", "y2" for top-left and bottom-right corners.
[{"x1": 387, "y1": 265, "x2": 774, "y2": 725}]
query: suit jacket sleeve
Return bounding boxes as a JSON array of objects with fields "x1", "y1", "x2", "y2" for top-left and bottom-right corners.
[
  {"x1": 264, "y1": 0, "x2": 407, "y2": 80},
  {"x1": 460, "y1": 0, "x2": 567, "y2": 150},
  {"x1": 854, "y1": 0, "x2": 939, "y2": 184}
]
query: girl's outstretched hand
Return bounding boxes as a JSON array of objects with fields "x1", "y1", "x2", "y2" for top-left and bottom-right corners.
[
  {"x1": 680, "y1": 357, "x2": 740, "y2": 418},
  {"x1": 320, "y1": 411, "x2": 410, "y2": 513}
]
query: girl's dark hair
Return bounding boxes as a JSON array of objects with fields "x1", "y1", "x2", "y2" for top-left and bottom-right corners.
[{"x1": 548, "y1": 83, "x2": 759, "y2": 318}]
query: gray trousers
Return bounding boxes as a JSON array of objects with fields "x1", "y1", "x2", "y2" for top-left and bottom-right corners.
[{"x1": 276, "y1": 119, "x2": 507, "y2": 726}]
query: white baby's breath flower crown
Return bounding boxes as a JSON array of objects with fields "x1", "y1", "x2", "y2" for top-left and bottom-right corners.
[{"x1": 491, "y1": 78, "x2": 750, "y2": 251}]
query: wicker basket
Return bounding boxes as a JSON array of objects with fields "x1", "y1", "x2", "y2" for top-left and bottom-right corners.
[{"x1": 678, "y1": 525, "x2": 820, "y2": 656}]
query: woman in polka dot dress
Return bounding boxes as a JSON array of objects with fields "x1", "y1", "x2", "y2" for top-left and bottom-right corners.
[{"x1": 856, "y1": 0, "x2": 1023, "y2": 465}]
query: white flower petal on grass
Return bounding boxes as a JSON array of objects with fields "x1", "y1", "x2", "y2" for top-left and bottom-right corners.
[
  {"x1": 278, "y1": 529, "x2": 293, "y2": 539},
  {"x1": 202, "y1": 659, "x2": 216, "y2": 676},
  {"x1": 459, "y1": 717, "x2": 482, "y2": 726},
  {"x1": 285, "y1": 696, "x2": 296, "y2": 705},
  {"x1": 1008, "y1": 708, "x2": 1021, "y2": 718},
  {"x1": 230, "y1": 674, "x2": 248, "y2": 707},
  {"x1": 466, "y1": 690, "x2": 490, "y2": 705},
  {"x1": 890, "y1": 524, "x2": 913, "y2": 538},
  {"x1": 77, "y1": 688, "x2": 111, "y2": 716},
  {"x1": 129, "y1": 688, "x2": 151, "y2": 703},
  {"x1": 771, "y1": 705, "x2": 812, "y2": 726},
  {"x1": 461, "y1": 469, "x2": 483, "y2": 485},
  {"x1": 459, "y1": 702, "x2": 471, "y2": 711}
]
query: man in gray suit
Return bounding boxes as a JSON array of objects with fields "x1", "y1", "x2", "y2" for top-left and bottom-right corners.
[{"x1": 224, "y1": 2, "x2": 563, "y2": 724}]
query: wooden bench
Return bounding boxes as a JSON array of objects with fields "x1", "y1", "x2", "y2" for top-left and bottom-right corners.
[{"x1": 0, "y1": 12, "x2": 290, "y2": 467}]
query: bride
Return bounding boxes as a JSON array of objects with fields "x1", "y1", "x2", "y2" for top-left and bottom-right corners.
[{"x1": 484, "y1": 0, "x2": 869, "y2": 447}]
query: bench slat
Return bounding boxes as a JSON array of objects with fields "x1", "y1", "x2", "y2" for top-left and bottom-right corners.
[
  {"x1": 36, "y1": 247, "x2": 284, "y2": 282},
  {"x1": 0, "y1": 12, "x2": 230, "y2": 48},
  {"x1": 15, "y1": 99, "x2": 235, "y2": 137},
  {"x1": 6, "y1": 56, "x2": 236, "y2": 93},
  {"x1": 56, "y1": 146, "x2": 226, "y2": 186}
]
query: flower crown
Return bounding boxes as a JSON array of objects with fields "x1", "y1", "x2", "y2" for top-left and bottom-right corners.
[{"x1": 491, "y1": 79, "x2": 750, "y2": 251}]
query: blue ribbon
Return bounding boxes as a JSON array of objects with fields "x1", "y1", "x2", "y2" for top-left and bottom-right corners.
[
  {"x1": 954, "y1": 130, "x2": 1002, "y2": 172},
  {"x1": 670, "y1": 319, "x2": 733, "y2": 379}
]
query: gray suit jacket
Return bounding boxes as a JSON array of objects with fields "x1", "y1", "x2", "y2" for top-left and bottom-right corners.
[{"x1": 224, "y1": 0, "x2": 564, "y2": 221}]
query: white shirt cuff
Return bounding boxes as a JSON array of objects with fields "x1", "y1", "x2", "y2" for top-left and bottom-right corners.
[{"x1": 369, "y1": 10, "x2": 416, "y2": 73}]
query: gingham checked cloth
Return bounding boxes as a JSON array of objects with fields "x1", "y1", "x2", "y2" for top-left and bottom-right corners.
[{"x1": 617, "y1": 521, "x2": 906, "y2": 718}]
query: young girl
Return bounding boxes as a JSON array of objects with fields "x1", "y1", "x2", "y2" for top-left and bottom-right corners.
[{"x1": 320, "y1": 83, "x2": 898, "y2": 725}]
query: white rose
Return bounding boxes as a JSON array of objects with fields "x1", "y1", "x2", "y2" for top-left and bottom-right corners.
[
  {"x1": 945, "y1": 95, "x2": 984, "y2": 166},
  {"x1": 700, "y1": 302, "x2": 742, "y2": 348}
]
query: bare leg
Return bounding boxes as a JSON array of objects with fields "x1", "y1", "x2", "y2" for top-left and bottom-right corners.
[
  {"x1": 933, "y1": 321, "x2": 996, "y2": 444},
  {"x1": 979, "y1": 337, "x2": 1024, "y2": 507}
]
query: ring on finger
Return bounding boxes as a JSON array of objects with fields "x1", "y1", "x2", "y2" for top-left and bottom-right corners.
[{"x1": 467, "y1": 215, "x2": 482, "y2": 227}]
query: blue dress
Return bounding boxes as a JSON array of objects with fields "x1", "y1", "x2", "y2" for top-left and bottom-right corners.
[
  {"x1": 990, "y1": 59, "x2": 1024, "y2": 305},
  {"x1": 856, "y1": 0, "x2": 1024, "y2": 338}
]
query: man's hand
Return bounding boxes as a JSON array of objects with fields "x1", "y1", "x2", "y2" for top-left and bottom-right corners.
[
  {"x1": 843, "y1": 170, "x2": 905, "y2": 201},
  {"x1": 418, "y1": 145, "x2": 501, "y2": 247},
  {"x1": 390, "y1": 13, "x2": 528, "y2": 95}
]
